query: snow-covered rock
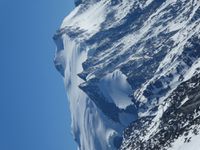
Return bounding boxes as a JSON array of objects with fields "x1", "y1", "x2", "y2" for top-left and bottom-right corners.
[{"x1": 54, "y1": 0, "x2": 200, "y2": 149}]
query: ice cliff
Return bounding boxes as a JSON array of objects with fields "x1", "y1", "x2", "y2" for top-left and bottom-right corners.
[{"x1": 53, "y1": 0, "x2": 200, "y2": 149}]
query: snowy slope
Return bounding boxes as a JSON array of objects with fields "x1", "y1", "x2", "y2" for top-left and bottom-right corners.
[{"x1": 54, "y1": 0, "x2": 200, "y2": 150}]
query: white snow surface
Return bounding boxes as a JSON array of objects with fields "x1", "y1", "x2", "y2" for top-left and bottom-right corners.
[
  {"x1": 169, "y1": 126, "x2": 200, "y2": 150},
  {"x1": 99, "y1": 70, "x2": 133, "y2": 109},
  {"x1": 61, "y1": 0, "x2": 109, "y2": 37}
]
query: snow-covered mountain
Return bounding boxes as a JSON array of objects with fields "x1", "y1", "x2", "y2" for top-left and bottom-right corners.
[{"x1": 53, "y1": 0, "x2": 200, "y2": 149}]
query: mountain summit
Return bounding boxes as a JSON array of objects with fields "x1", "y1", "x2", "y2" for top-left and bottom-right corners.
[{"x1": 54, "y1": 0, "x2": 200, "y2": 149}]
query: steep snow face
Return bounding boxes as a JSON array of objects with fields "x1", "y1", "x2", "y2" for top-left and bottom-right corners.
[
  {"x1": 54, "y1": 34, "x2": 129, "y2": 150},
  {"x1": 54, "y1": 0, "x2": 200, "y2": 150},
  {"x1": 99, "y1": 70, "x2": 133, "y2": 109},
  {"x1": 62, "y1": 0, "x2": 108, "y2": 35}
]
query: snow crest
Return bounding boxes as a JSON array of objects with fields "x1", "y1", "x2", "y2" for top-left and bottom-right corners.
[{"x1": 54, "y1": 33, "x2": 134, "y2": 149}]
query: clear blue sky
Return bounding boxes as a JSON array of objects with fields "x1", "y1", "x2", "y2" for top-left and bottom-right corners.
[{"x1": 0, "y1": 0, "x2": 77, "y2": 150}]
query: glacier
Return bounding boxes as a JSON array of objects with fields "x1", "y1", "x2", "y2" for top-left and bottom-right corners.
[{"x1": 54, "y1": 0, "x2": 200, "y2": 150}]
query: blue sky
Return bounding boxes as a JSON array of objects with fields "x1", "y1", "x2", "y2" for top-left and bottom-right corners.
[{"x1": 0, "y1": 0, "x2": 77, "y2": 150}]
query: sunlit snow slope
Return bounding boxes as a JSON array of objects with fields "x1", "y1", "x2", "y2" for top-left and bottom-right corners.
[{"x1": 54, "y1": 0, "x2": 200, "y2": 150}]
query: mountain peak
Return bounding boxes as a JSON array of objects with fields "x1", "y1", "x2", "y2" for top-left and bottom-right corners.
[
  {"x1": 74, "y1": 0, "x2": 100, "y2": 6},
  {"x1": 54, "y1": 0, "x2": 200, "y2": 149}
]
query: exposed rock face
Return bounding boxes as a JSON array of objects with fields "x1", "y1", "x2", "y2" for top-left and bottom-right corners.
[
  {"x1": 121, "y1": 73, "x2": 200, "y2": 150},
  {"x1": 54, "y1": 0, "x2": 200, "y2": 149}
]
